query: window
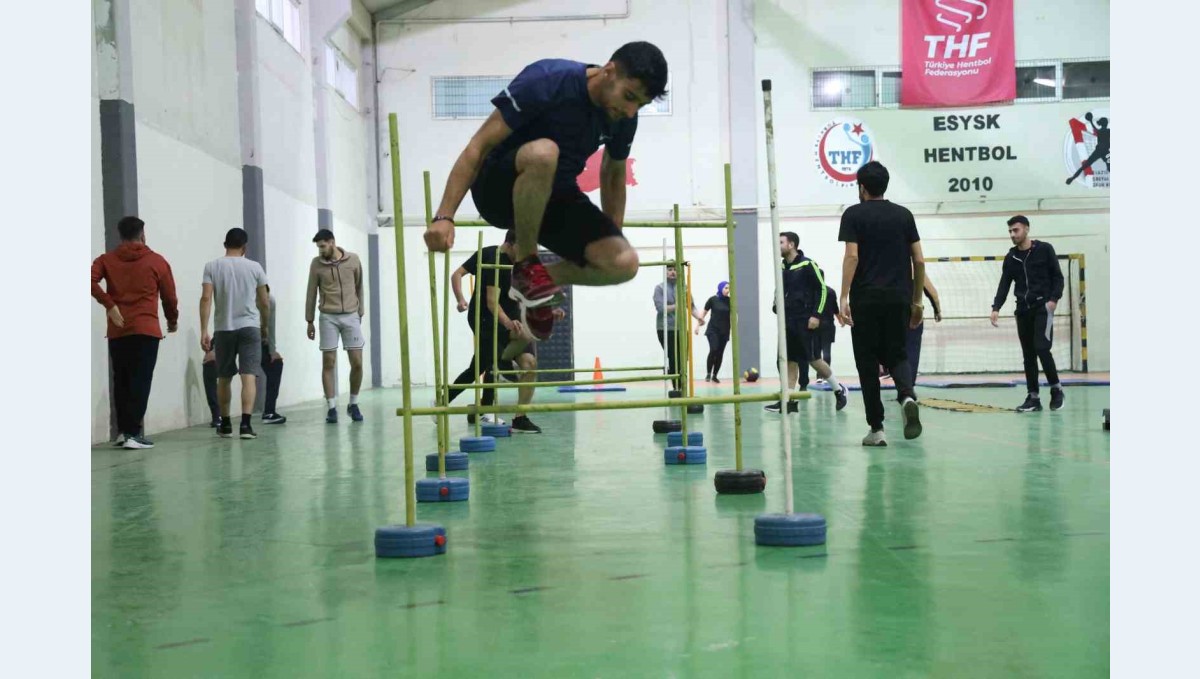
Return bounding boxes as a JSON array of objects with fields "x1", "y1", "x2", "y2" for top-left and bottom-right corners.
[
  {"x1": 325, "y1": 45, "x2": 359, "y2": 108},
  {"x1": 432, "y1": 74, "x2": 674, "y2": 120},
  {"x1": 810, "y1": 58, "x2": 1108, "y2": 109},
  {"x1": 640, "y1": 75, "x2": 672, "y2": 116},
  {"x1": 256, "y1": 0, "x2": 303, "y2": 53},
  {"x1": 432, "y1": 76, "x2": 511, "y2": 119},
  {"x1": 879, "y1": 71, "x2": 902, "y2": 106},
  {"x1": 812, "y1": 69, "x2": 877, "y2": 109},
  {"x1": 1016, "y1": 63, "x2": 1058, "y2": 102},
  {"x1": 1063, "y1": 60, "x2": 1109, "y2": 100}
]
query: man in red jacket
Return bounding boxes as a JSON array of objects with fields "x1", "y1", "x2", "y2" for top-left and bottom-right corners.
[{"x1": 91, "y1": 216, "x2": 179, "y2": 449}]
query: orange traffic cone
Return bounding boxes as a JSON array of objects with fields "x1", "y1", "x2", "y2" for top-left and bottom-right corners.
[{"x1": 593, "y1": 357, "x2": 604, "y2": 381}]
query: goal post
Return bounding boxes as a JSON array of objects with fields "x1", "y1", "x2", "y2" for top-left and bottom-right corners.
[{"x1": 919, "y1": 254, "x2": 1088, "y2": 375}]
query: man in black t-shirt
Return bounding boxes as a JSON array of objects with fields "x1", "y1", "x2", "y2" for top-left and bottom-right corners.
[
  {"x1": 837, "y1": 161, "x2": 925, "y2": 446},
  {"x1": 423, "y1": 43, "x2": 669, "y2": 341},
  {"x1": 447, "y1": 230, "x2": 557, "y2": 433}
]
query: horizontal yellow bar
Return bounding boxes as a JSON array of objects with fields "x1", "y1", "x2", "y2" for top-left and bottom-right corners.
[{"x1": 402, "y1": 391, "x2": 811, "y2": 416}]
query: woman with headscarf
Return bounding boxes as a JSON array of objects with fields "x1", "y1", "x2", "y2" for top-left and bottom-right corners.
[{"x1": 696, "y1": 281, "x2": 732, "y2": 383}]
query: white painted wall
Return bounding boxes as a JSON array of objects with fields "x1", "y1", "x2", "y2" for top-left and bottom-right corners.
[
  {"x1": 92, "y1": 1, "x2": 377, "y2": 442},
  {"x1": 91, "y1": 19, "x2": 110, "y2": 443},
  {"x1": 753, "y1": 0, "x2": 1110, "y2": 373}
]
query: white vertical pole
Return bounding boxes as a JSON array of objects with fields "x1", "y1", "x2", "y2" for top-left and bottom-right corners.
[{"x1": 762, "y1": 79, "x2": 794, "y2": 516}]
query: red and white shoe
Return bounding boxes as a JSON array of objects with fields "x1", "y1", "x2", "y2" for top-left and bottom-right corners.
[
  {"x1": 523, "y1": 305, "x2": 555, "y2": 341},
  {"x1": 509, "y1": 257, "x2": 563, "y2": 309}
]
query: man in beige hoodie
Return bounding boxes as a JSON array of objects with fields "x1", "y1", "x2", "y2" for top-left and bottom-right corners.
[{"x1": 306, "y1": 229, "x2": 365, "y2": 423}]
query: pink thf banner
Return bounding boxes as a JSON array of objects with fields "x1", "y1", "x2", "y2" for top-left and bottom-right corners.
[{"x1": 901, "y1": 0, "x2": 1015, "y2": 107}]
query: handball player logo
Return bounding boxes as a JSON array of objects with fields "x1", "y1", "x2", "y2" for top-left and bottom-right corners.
[
  {"x1": 814, "y1": 119, "x2": 875, "y2": 186},
  {"x1": 1062, "y1": 108, "x2": 1110, "y2": 188}
]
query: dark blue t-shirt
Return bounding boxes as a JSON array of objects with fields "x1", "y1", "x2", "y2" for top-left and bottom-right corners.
[{"x1": 488, "y1": 59, "x2": 638, "y2": 191}]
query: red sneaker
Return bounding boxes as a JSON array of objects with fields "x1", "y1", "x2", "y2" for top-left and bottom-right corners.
[
  {"x1": 509, "y1": 257, "x2": 563, "y2": 308},
  {"x1": 523, "y1": 305, "x2": 555, "y2": 341}
]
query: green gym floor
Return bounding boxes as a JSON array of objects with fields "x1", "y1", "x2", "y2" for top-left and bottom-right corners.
[{"x1": 92, "y1": 381, "x2": 1110, "y2": 678}]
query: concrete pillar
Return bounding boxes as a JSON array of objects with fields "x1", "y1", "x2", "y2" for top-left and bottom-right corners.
[
  {"x1": 727, "y1": 0, "x2": 762, "y2": 373},
  {"x1": 95, "y1": 0, "x2": 138, "y2": 438}
]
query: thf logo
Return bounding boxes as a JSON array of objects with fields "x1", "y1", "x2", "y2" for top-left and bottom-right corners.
[
  {"x1": 814, "y1": 119, "x2": 875, "y2": 186},
  {"x1": 925, "y1": 0, "x2": 991, "y2": 58}
]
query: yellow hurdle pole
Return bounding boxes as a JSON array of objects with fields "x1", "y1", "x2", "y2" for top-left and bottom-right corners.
[
  {"x1": 673, "y1": 219, "x2": 688, "y2": 441},
  {"x1": 454, "y1": 373, "x2": 680, "y2": 390},
  {"x1": 441, "y1": 249, "x2": 451, "y2": 453},
  {"x1": 494, "y1": 365, "x2": 662, "y2": 375},
  {"x1": 724, "y1": 163, "x2": 744, "y2": 471},
  {"x1": 473, "y1": 233, "x2": 484, "y2": 438},
  {"x1": 387, "y1": 114, "x2": 415, "y2": 527},
  {"x1": 492, "y1": 246, "x2": 502, "y2": 415},
  {"x1": 686, "y1": 262, "x2": 696, "y2": 398},
  {"x1": 422, "y1": 172, "x2": 447, "y2": 477},
  {"x1": 406, "y1": 391, "x2": 811, "y2": 417}
]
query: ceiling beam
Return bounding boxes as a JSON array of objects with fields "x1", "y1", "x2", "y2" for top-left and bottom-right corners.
[{"x1": 373, "y1": 0, "x2": 437, "y2": 21}]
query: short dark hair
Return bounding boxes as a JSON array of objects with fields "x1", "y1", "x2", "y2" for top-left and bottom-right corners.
[
  {"x1": 856, "y1": 161, "x2": 889, "y2": 197},
  {"x1": 224, "y1": 228, "x2": 249, "y2": 249},
  {"x1": 780, "y1": 232, "x2": 800, "y2": 249},
  {"x1": 503, "y1": 229, "x2": 516, "y2": 245},
  {"x1": 610, "y1": 41, "x2": 669, "y2": 101},
  {"x1": 117, "y1": 216, "x2": 145, "y2": 241},
  {"x1": 1007, "y1": 215, "x2": 1030, "y2": 227},
  {"x1": 313, "y1": 228, "x2": 335, "y2": 243}
]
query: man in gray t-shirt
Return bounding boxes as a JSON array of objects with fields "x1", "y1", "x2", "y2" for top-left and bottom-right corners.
[
  {"x1": 652, "y1": 266, "x2": 703, "y2": 392},
  {"x1": 200, "y1": 228, "x2": 270, "y2": 440}
]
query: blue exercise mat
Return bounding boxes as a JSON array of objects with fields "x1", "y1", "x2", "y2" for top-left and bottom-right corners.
[{"x1": 557, "y1": 386, "x2": 627, "y2": 393}]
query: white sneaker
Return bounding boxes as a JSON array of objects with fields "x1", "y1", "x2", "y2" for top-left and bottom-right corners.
[
  {"x1": 112, "y1": 434, "x2": 126, "y2": 447},
  {"x1": 862, "y1": 429, "x2": 887, "y2": 447},
  {"x1": 815, "y1": 378, "x2": 827, "y2": 385},
  {"x1": 481, "y1": 414, "x2": 507, "y2": 426}
]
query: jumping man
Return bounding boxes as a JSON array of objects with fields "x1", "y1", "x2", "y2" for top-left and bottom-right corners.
[{"x1": 422, "y1": 42, "x2": 669, "y2": 338}]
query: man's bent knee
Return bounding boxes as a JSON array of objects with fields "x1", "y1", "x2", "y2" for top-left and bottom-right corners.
[
  {"x1": 516, "y1": 139, "x2": 559, "y2": 172},
  {"x1": 602, "y1": 247, "x2": 639, "y2": 283}
]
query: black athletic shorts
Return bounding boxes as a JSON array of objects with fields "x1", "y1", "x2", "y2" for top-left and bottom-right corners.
[
  {"x1": 785, "y1": 322, "x2": 822, "y2": 364},
  {"x1": 471, "y1": 147, "x2": 626, "y2": 267}
]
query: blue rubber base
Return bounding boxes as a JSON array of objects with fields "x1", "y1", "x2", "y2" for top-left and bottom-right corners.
[
  {"x1": 558, "y1": 386, "x2": 628, "y2": 392},
  {"x1": 425, "y1": 452, "x2": 469, "y2": 472},
  {"x1": 667, "y1": 431, "x2": 704, "y2": 447},
  {"x1": 375, "y1": 523, "x2": 447, "y2": 558},
  {"x1": 481, "y1": 423, "x2": 511, "y2": 438},
  {"x1": 416, "y1": 477, "x2": 470, "y2": 502},
  {"x1": 460, "y1": 436, "x2": 496, "y2": 453},
  {"x1": 754, "y1": 513, "x2": 827, "y2": 546},
  {"x1": 664, "y1": 445, "x2": 707, "y2": 465}
]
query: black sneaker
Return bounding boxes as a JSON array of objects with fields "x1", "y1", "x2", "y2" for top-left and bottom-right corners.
[
  {"x1": 764, "y1": 401, "x2": 782, "y2": 413},
  {"x1": 1016, "y1": 395, "x2": 1043, "y2": 412},
  {"x1": 787, "y1": 401, "x2": 798, "y2": 413},
  {"x1": 712, "y1": 376, "x2": 720, "y2": 384},
  {"x1": 240, "y1": 422, "x2": 257, "y2": 439},
  {"x1": 1049, "y1": 388, "x2": 1065, "y2": 411},
  {"x1": 217, "y1": 421, "x2": 233, "y2": 438},
  {"x1": 326, "y1": 408, "x2": 338, "y2": 424},
  {"x1": 835, "y1": 386, "x2": 848, "y2": 411},
  {"x1": 901, "y1": 398, "x2": 922, "y2": 440},
  {"x1": 209, "y1": 418, "x2": 220, "y2": 428},
  {"x1": 512, "y1": 416, "x2": 542, "y2": 434},
  {"x1": 347, "y1": 404, "x2": 364, "y2": 422},
  {"x1": 262, "y1": 413, "x2": 287, "y2": 425}
]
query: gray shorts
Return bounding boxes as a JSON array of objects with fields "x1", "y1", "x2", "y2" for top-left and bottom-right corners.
[
  {"x1": 214, "y1": 327, "x2": 262, "y2": 378},
  {"x1": 319, "y1": 312, "x2": 365, "y2": 352}
]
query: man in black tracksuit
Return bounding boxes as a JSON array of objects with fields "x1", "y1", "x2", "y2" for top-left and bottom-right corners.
[
  {"x1": 991, "y1": 215, "x2": 1066, "y2": 412},
  {"x1": 768, "y1": 232, "x2": 848, "y2": 413}
]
